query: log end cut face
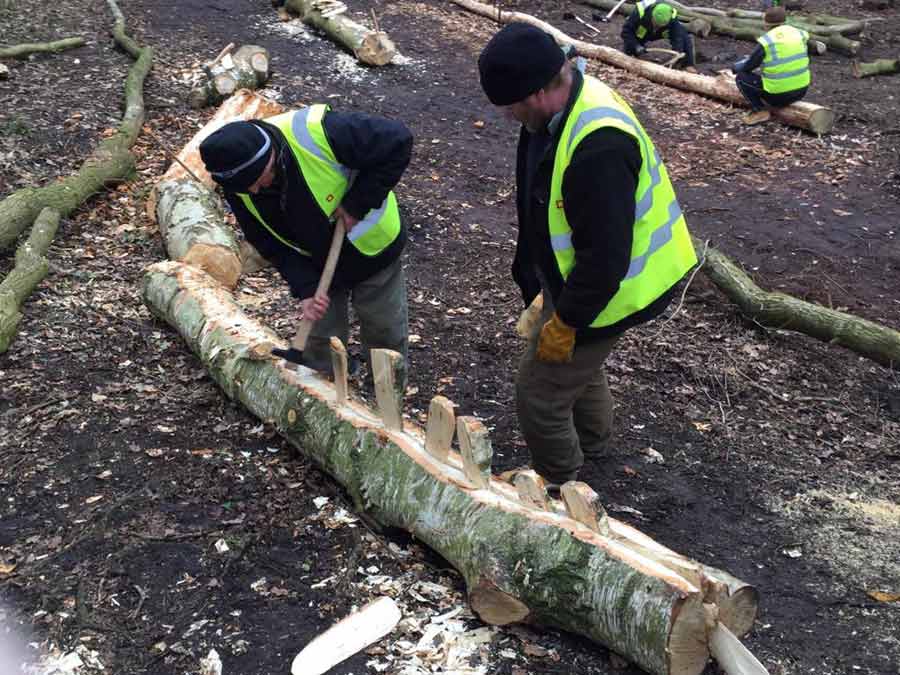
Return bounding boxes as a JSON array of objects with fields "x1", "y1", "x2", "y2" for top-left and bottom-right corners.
[
  {"x1": 468, "y1": 582, "x2": 531, "y2": 626},
  {"x1": 182, "y1": 243, "x2": 242, "y2": 289},
  {"x1": 667, "y1": 595, "x2": 711, "y2": 675}
]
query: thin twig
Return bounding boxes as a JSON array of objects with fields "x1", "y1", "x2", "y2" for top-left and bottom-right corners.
[
  {"x1": 649, "y1": 238, "x2": 709, "y2": 341},
  {"x1": 143, "y1": 127, "x2": 206, "y2": 185}
]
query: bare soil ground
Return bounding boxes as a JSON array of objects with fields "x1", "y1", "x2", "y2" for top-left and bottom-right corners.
[{"x1": 1, "y1": 1, "x2": 899, "y2": 674}]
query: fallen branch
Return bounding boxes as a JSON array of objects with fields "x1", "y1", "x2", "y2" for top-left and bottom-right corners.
[
  {"x1": 0, "y1": 36, "x2": 85, "y2": 59},
  {"x1": 699, "y1": 239, "x2": 900, "y2": 369},
  {"x1": 852, "y1": 57, "x2": 900, "y2": 78},
  {"x1": 284, "y1": 0, "x2": 398, "y2": 65},
  {"x1": 0, "y1": 0, "x2": 152, "y2": 251},
  {"x1": 142, "y1": 259, "x2": 762, "y2": 675},
  {"x1": 0, "y1": 208, "x2": 59, "y2": 353},
  {"x1": 451, "y1": 0, "x2": 834, "y2": 134}
]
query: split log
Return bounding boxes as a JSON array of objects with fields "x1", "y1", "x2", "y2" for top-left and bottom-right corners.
[
  {"x1": 699, "y1": 240, "x2": 900, "y2": 369},
  {"x1": 142, "y1": 260, "x2": 762, "y2": 675},
  {"x1": 284, "y1": 0, "x2": 397, "y2": 66},
  {"x1": 0, "y1": 208, "x2": 59, "y2": 353},
  {"x1": 0, "y1": 0, "x2": 151, "y2": 251},
  {"x1": 0, "y1": 37, "x2": 85, "y2": 59},
  {"x1": 150, "y1": 91, "x2": 285, "y2": 287},
  {"x1": 154, "y1": 179, "x2": 243, "y2": 289},
  {"x1": 852, "y1": 57, "x2": 900, "y2": 78},
  {"x1": 452, "y1": 0, "x2": 834, "y2": 134},
  {"x1": 188, "y1": 45, "x2": 271, "y2": 109}
]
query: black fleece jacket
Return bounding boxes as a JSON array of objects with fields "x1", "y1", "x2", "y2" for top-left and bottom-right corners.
[
  {"x1": 621, "y1": 8, "x2": 694, "y2": 65},
  {"x1": 513, "y1": 69, "x2": 675, "y2": 342},
  {"x1": 223, "y1": 109, "x2": 412, "y2": 299}
]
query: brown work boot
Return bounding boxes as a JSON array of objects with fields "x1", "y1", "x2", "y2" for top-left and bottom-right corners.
[{"x1": 742, "y1": 110, "x2": 771, "y2": 125}]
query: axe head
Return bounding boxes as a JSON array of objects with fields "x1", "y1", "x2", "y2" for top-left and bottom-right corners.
[{"x1": 271, "y1": 346, "x2": 307, "y2": 366}]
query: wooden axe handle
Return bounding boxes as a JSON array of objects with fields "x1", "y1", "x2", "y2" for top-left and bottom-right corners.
[
  {"x1": 605, "y1": 0, "x2": 628, "y2": 20},
  {"x1": 290, "y1": 220, "x2": 346, "y2": 351}
]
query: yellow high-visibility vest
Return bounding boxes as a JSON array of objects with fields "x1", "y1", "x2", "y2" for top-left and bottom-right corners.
[
  {"x1": 548, "y1": 76, "x2": 697, "y2": 327},
  {"x1": 237, "y1": 105, "x2": 401, "y2": 257},
  {"x1": 757, "y1": 25, "x2": 811, "y2": 94}
]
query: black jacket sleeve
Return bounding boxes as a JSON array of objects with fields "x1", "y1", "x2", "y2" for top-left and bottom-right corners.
[
  {"x1": 736, "y1": 44, "x2": 765, "y2": 73},
  {"x1": 322, "y1": 110, "x2": 413, "y2": 221},
  {"x1": 224, "y1": 193, "x2": 321, "y2": 298},
  {"x1": 621, "y1": 12, "x2": 641, "y2": 55},
  {"x1": 555, "y1": 128, "x2": 641, "y2": 329},
  {"x1": 667, "y1": 20, "x2": 694, "y2": 66}
]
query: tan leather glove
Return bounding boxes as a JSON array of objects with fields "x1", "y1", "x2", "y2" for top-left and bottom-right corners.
[
  {"x1": 536, "y1": 312, "x2": 576, "y2": 363},
  {"x1": 515, "y1": 292, "x2": 543, "y2": 339}
]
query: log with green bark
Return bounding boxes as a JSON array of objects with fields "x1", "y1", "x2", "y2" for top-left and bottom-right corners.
[
  {"x1": 284, "y1": 0, "x2": 398, "y2": 65},
  {"x1": 142, "y1": 259, "x2": 760, "y2": 675},
  {"x1": 452, "y1": 0, "x2": 834, "y2": 134},
  {"x1": 698, "y1": 240, "x2": 900, "y2": 369},
  {"x1": 0, "y1": 208, "x2": 59, "y2": 353},
  {"x1": 0, "y1": 0, "x2": 151, "y2": 251},
  {"x1": 0, "y1": 36, "x2": 85, "y2": 59},
  {"x1": 852, "y1": 57, "x2": 900, "y2": 78}
]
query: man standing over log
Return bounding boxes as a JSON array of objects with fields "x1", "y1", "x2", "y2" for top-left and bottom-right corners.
[
  {"x1": 621, "y1": 0, "x2": 697, "y2": 72},
  {"x1": 478, "y1": 24, "x2": 697, "y2": 489},
  {"x1": 732, "y1": 6, "x2": 811, "y2": 125},
  {"x1": 198, "y1": 107, "x2": 412, "y2": 382}
]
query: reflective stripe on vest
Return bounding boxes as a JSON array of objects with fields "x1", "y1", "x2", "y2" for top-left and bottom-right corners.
[
  {"x1": 548, "y1": 77, "x2": 697, "y2": 328},
  {"x1": 757, "y1": 26, "x2": 810, "y2": 94},
  {"x1": 237, "y1": 193, "x2": 311, "y2": 256},
  {"x1": 240, "y1": 106, "x2": 401, "y2": 258}
]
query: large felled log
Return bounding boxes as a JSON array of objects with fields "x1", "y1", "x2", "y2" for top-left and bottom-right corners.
[
  {"x1": 142, "y1": 260, "x2": 762, "y2": 675},
  {"x1": 188, "y1": 45, "x2": 271, "y2": 109},
  {"x1": 0, "y1": 208, "x2": 59, "y2": 353},
  {"x1": 0, "y1": 37, "x2": 85, "y2": 59},
  {"x1": 151, "y1": 91, "x2": 285, "y2": 287},
  {"x1": 284, "y1": 0, "x2": 397, "y2": 66},
  {"x1": 585, "y1": 0, "x2": 861, "y2": 52},
  {"x1": 452, "y1": 0, "x2": 834, "y2": 134},
  {"x1": 699, "y1": 240, "x2": 900, "y2": 369},
  {"x1": 852, "y1": 57, "x2": 900, "y2": 78},
  {"x1": 0, "y1": 0, "x2": 151, "y2": 251}
]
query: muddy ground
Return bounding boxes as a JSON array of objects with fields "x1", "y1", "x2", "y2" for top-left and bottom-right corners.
[{"x1": 1, "y1": 0, "x2": 899, "y2": 674}]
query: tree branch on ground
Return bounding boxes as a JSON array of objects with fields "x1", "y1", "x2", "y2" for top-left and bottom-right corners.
[
  {"x1": 0, "y1": 36, "x2": 85, "y2": 59},
  {"x1": 0, "y1": 0, "x2": 152, "y2": 251},
  {"x1": 698, "y1": 239, "x2": 900, "y2": 369},
  {"x1": 0, "y1": 208, "x2": 59, "y2": 353}
]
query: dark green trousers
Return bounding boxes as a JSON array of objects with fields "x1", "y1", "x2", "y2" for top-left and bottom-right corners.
[
  {"x1": 303, "y1": 257, "x2": 408, "y2": 387},
  {"x1": 516, "y1": 301, "x2": 618, "y2": 485}
]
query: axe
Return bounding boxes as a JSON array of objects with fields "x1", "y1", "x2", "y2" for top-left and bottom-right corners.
[
  {"x1": 599, "y1": 0, "x2": 628, "y2": 22},
  {"x1": 271, "y1": 219, "x2": 345, "y2": 368}
]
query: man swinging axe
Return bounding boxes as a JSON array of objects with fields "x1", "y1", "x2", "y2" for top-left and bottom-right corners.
[{"x1": 199, "y1": 106, "x2": 413, "y2": 387}]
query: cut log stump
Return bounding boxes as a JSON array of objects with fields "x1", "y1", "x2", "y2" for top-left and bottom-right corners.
[{"x1": 189, "y1": 45, "x2": 271, "y2": 109}]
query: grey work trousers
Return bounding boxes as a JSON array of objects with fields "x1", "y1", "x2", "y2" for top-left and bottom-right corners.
[
  {"x1": 516, "y1": 300, "x2": 619, "y2": 485},
  {"x1": 303, "y1": 257, "x2": 409, "y2": 387}
]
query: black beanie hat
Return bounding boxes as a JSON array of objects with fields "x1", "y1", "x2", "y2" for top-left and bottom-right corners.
[
  {"x1": 199, "y1": 121, "x2": 272, "y2": 192},
  {"x1": 478, "y1": 23, "x2": 566, "y2": 106}
]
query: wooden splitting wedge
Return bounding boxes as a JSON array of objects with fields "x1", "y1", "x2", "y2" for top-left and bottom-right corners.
[{"x1": 271, "y1": 219, "x2": 345, "y2": 368}]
